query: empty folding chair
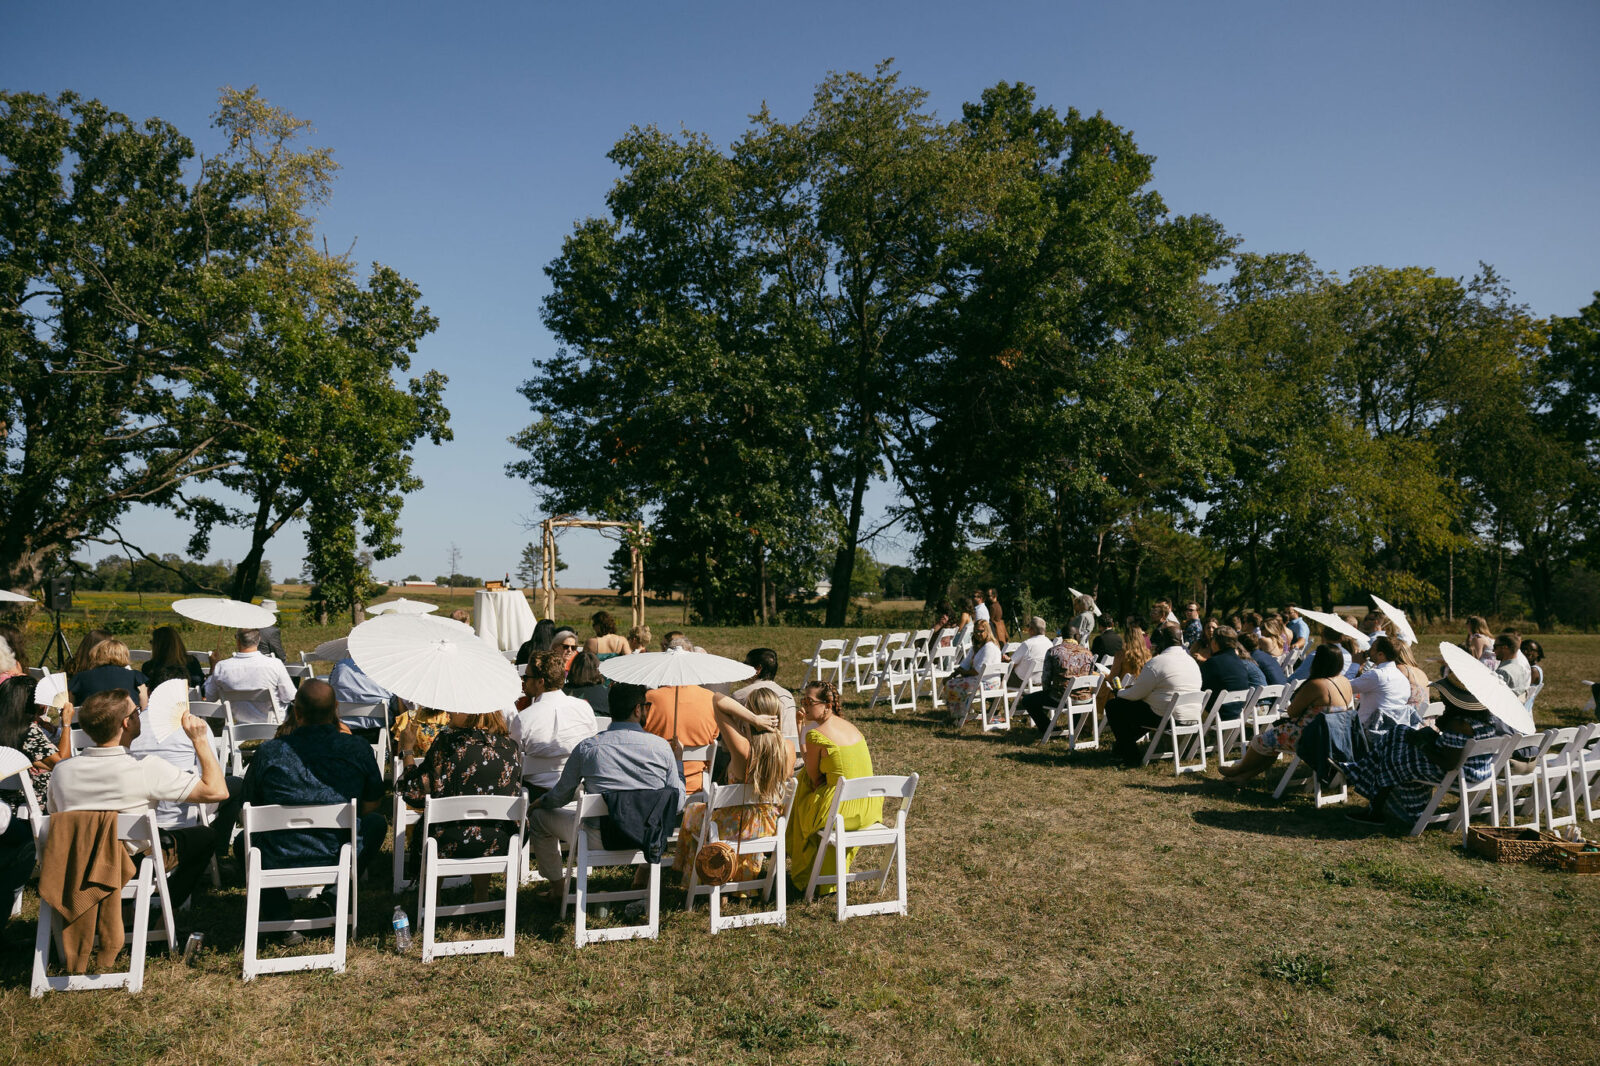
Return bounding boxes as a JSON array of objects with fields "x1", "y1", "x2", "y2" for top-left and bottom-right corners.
[
  {"x1": 560, "y1": 793, "x2": 662, "y2": 947},
  {"x1": 683, "y1": 781, "x2": 794, "y2": 933},
  {"x1": 416, "y1": 793, "x2": 527, "y2": 960},
  {"x1": 803, "y1": 773, "x2": 918, "y2": 922},
  {"x1": 801, "y1": 639, "x2": 847, "y2": 688},
  {"x1": 844, "y1": 635, "x2": 882, "y2": 693},
  {"x1": 1536, "y1": 725, "x2": 1590, "y2": 834},
  {"x1": 1577, "y1": 725, "x2": 1600, "y2": 822},
  {"x1": 1140, "y1": 691, "x2": 1208, "y2": 774},
  {"x1": 921, "y1": 638, "x2": 957, "y2": 708},
  {"x1": 240, "y1": 800, "x2": 358, "y2": 980},
  {"x1": 30, "y1": 811, "x2": 174, "y2": 996},
  {"x1": 868, "y1": 645, "x2": 918, "y2": 715},
  {"x1": 1038, "y1": 674, "x2": 1104, "y2": 750},
  {"x1": 1501, "y1": 731, "x2": 1557, "y2": 830}
]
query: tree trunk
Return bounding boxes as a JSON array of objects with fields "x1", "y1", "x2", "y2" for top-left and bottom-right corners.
[
  {"x1": 756, "y1": 540, "x2": 769, "y2": 626},
  {"x1": 825, "y1": 461, "x2": 870, "y2": 627}
]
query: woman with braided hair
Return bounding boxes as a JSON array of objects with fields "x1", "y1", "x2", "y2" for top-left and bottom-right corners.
[{"x1": 786, "y1": 679, "x2": 882, "y2": 891}]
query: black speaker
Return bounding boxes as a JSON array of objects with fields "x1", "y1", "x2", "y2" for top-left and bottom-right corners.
[{"x1": 47, "y1": 576, "x2": 72, "y2": 612}]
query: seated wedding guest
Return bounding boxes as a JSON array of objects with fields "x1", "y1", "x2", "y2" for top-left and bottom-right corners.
[
  {"x1": 584, "y1": 611, "x2": 632, "y2": 660},
  {"x1": 514, "y1": 619, "x2": 556, "y2": 666},
  {"x1": 660, "y1": 630, "x2": 685, "y2": 652},
  {"x1": 48, "y1": 688, "x2": 228, "y2": 911},
  {"x1": 235, "y1": 681, "x2": 386, "y2": 921},
  {"x1": 1342, "y1": 674, "x2": 1500, "y2": 826},
  {"x1": 0, "y1": 674, "x2": 67, "y2": 810},
  {"x1": 731, "y1": 647, "x2": 798, "y2": 743},
  {"x1": 394, "y1": 704, "x2": 452, "y2": 767},
  {"x1": 1259, "y1": 616, "x2": 1288, "y2": 657},
  {"x1": 255, "y1": 601, "x2": 287, "y2": 661},
  {"x1": 674, "y1": 687, "x2": 791, "y2": 882},
  {"x1": 1284, "y1": 605, "x2": 1311, "y2": 651},
  {"x1": 0, "y1": 637, "x2": 17, "y2": 682},
  {"x1": 627, "y1": 625, "x2": 651, "y2": 654},
  {"x1": 1349, "y1": 634, "x2": 1420, "y2": 735},
  {"x1": 67, "y1": 630, "x2": 111, "y2": 677},
  {"x1": 205, "y1": 629, "x2": 295, "y2": 722},
  {"x1": 1359, "y1": 612, "x2": 1386, "y2": 639},
  {"x1": 1105, "y1": 623, "x2": 1202, "y2": 766},
  {"x1": 928, "y1": 601, "x2": 954, "y2": 652},
  {"x1": 1492, "y1": 632, "x2": 1531, "y2": 697},
  {"x1": 512, "y1": 652, "x2": 599, "y2": 800},
  {"x1": 1219, "y1": 645, "x2": 1353, "y2": 783},
  {"x1": 563, "y1": 651, "x2": 610, "y2": 718},
  {"x1": 449, "y1": 608, "x2": 470, "y2": 626},
  {"x1": 1290, "y1": 627, "x2": 1353, "y2": 682},
  {"x1": 1090, "y1": 617, "x2": 1123, "y2": 661},
  {"x1": 1006, "y1": 617, "x2": 1056, "y2": 690},
  {"x1": 396, "y1": 707, "x2": 520, "y2": 900},
  {"x1": 1069, "y1": 595, "x2": 1097, "y2": 646},
  {"x1": 0, "y1": 625, "x2": 26, "y2": 677},
  {"x1": 1520, "y1": 639, "x2": 1544, "y2": 689},
  {"x1": 1463, "y1": 615, "x2": 1495, "y2": 668},
  {"x1": 787, "y1": 680, "x2": 879, "y2": 892},
  {"x1": 645, "y1": 675, "x2": 719, "y2": 794},
  {"x1": 1018, "y1": 629, "x2": 1096, "y2": 732},
  {"x1": 943, "y1": 619, "x2": 1003, "y2": 711},
  {"x1": 142, "y1": 626, "x2": 205, "y2": 690},
  {"x1": 68, "y1": 639, "x2": 148, "y2": 710},
  {"x1": 1199, "y1": 626, "x2": 1266, "y2": 719},
  {"x1": 1239, "y1": 632, "x2": 1287, "y2": 686},
  {"x1": 1107, "y1": 620, "x2": 1151, "y2": 686},
  {"x1": 550, "y1": 628, "x2": 581, "y2": 669},
  {"x1": 1181, "y1": 602, "x2": 1203, "y2": 648},
  {"x1": 329, "y1": 654, "x2": 400, "y2": 741},
  {"x1": 526, "y1": 683, "x2": 684, "y2": 897},
  {"x1": 986, "y1": 588, "x2": 1008, "y2": 643}
]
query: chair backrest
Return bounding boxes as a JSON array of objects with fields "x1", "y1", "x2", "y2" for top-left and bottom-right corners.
[
  {"x1": 1524, "y1": 683, "x2": 1544, "y2": 712},
  {"x1": 337, "y1": 700, "x2": 386, "y2": 723},
  {"x1": 1159, "y1": 690, "x2": 1208, "y2": 724},
  {"x1": 216, "y1": 687, "x2": 279, "y2": 724},
  {"x1": 129, "y1": 649, "x2": 152, "y2": 663},
  {"x1": 681, "y1": 742, "x2": 715, "y2": 765},
  {"x1": 241, "y1": 799, "x2": 357, "y2": 858},
  {"x1": 27, "y1": 666, "x2": 48, "y2": 680},
  {"x1": 593, "y1": 715, "x2": 613, "y2": 731},
  {"x1": 832, "y1": 773, "x2": 918, "y2": 819},
  {"x1": 812, "y1": 639, "x2": 848, "y2": 660},
  {"x1": 1064, "y1": 674, "x2": 1103, "y2": 707},
  {"x1": 849, "y1": 635, "x2": 879, "y2": 657},
  {"x1": 36, "y1": 808, "x2": 159, "y2": 853},
  {"x1": 705, "y1": 778, "x2": 795, "y2": 823},
  {"x1": 420, "y1": 793, "x2": 527, "y2": 838},
  {"x1": 0, "y1": 768, "x2": 45, "y2": 828},
  {"x1": 190, "y1": 699, "x2": 228, "y2": 721}
]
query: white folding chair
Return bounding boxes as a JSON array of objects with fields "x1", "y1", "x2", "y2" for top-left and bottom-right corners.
[
  {"x1": 1140, "y1": 691, "x2": 1208, "y2": 774},
  {"x1": 1536, "y1": 725, "x2": 1590, "y2": 833},
  {"x1": 844, "y1": 635, "x2": 882, "y2": 693},
  {"x1": 868, "y1": 645, "x2": 918, "y2": 715},
  {"x1": 226, "y1": 704, "x2": 280, "y2": 777},
  {"x1": 953, "y1": 662, "x2": 1009, "y2": 731},
  {"x1": 1, "y1": 768, "x2": 44, "y2": 919},
  {"x1": 211, "y1": 686, "x2": 281, "y2": 726},
  {"x1": 416, "y1": 793, "x2": 526, "y2": 960},
  {"x1": 30, "y1": 811, "x2": 174, "y2": 996},
  {"x1": 802, "y1": 773, "x2": 918, "y2": 922},
  {"x1": 1403, "y1": 735, "x2": 1517, "y2": 839},
  {"x1": 560, "y1": 793, "x2": 661, "y2": 947},
  {"x1": 1238, "y1": 685, "x2": 1285, "y2": 740},
  {"x1": 910, "y1": 630, "x2": 932, "y2": 674},
  {"x1": 1038, "y1": 674, "x2": 1104, "y2": 750},
  {"x1": 1501, "y1": 732, "x2": 1556, "y2": 830},
  {"x1": 393, "y1": 757, "x2": 422, "y2": 893},
  {"x1": 1199, "y1": 689, "x2": 1252, "y2": 769},
  {"x1": 1576, "y1": 724, "x2": 1600, "y2": 822},
  {"x1": 921, "y1": 638, "x2": 958, "y2": 708},
  {"x1": 1523, "y1": 683, "x2": 1544, "y2": 715},
  {"x1": 1270, "y1": 754, "x2": 1349, "y2": 807},
  {"x1": 337, "y1": 701, "x2": 390, "y2": 777},
  {"x1": 683, "y1": 781, "x2": 794, "y2": 933},
  {"x1": 240, "y1": 800, "x2": 358, "y2": 980},
  {"x1": 801, "y1": 639, "x2": 847, "y2": 688}
]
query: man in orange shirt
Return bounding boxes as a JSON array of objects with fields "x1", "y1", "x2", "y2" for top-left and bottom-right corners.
[{"x1": 643, "y1": 685, "x2": 718, "y2": 793}]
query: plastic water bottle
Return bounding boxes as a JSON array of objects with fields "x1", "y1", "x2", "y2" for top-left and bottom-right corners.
[{"x1": 391, "y1": 905, "x2": 412, "y2": 954}]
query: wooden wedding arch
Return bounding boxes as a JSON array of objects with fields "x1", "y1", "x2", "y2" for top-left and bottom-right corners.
[{"x1": 540, "y1": 515, "x2": 646, "y2": 628}]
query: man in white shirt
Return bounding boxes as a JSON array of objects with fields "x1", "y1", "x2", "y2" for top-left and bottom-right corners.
[
  {"x1": 510, "y1": 651, "x2": 599, "y2": 797},
  {"x1": 205, "y1": 629, "x2": 295, "y2": 722},
  {"x1": 50, "y1": 688, "x2": 229, "y2": 909},
  {"x1": 1492, "y1": 632, "x2": 1531, "y2": 697},
  {"x1": 731, "y1": 647, "x2": 798, "y2": 743},
  {"x1": 1006, "y1": 617, "x2": 1055, "y2": 690},
  {"x1": 972, "y1": 591, "x2": 990, "y2": 623},
  {"x1": 1348, "y1": 634, "x2": 1417, "y2": 734},
  {"x1": 1105, "y1": 623, "x2": 1203, "y2": 766}
]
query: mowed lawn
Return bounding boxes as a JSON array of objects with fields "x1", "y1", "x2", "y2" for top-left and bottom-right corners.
[{"x1": 2, "y1": 592, "x2": 1598, "y2": 1064}]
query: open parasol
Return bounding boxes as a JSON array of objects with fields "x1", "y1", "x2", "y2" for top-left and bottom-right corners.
[
  {"x1": 365, "y1": 597, "x2": 439, "y2": 616},
  {"x1": 1438, "y1": 642, "x2": 1535, "y2": 734},
  {"x1": 310, "y1": 637, "x2": 350, "y2": 663},
  {"x1": 1067, "y1": 587, "x2": 1102, "y2": 617},
  {"x1": 348, "y1": 614, "x2": 518, "y2": 715},
  {"x1": 599, "y1": 648, "x2": 755, "y2": 735},
  {"x1": 1369, "y1": 594, "x2": 1418, "y2": 645},
  {"x1": 1294, "y1": 607, "x2": 1371, "y2": 652},
  {"x1": 171, "y1": 597, "x2": 276, "y2": 629},
  {"x1": 0, "y1": 590, "x2": 35, "y2": 604}
]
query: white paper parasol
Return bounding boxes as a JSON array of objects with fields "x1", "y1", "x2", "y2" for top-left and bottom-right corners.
[
  {"x1": 1294, "y1": 607, "x2": 1371, "y2": 652},
  {"x1": 1369, "y1": 594, "x2": 1418, "y2": 645},
  {"x1": 146, "y1": 679, "x2": 190, "y2": 742},
  {"x1": 310, "y1": 637, "x2": 350, "y2": 663},
  {"x1": 0, "y1": 746, "x2": 31, "y2": 780},
  {"x1": 599, "y1": 649, "x2": 755, "y2": 689},
  {"x1": 171, "y1": 597, "x2": 277, "y2": 629},
  {"x1": 33, "y1": 672, "x2": 67, "y2": 709},
  {"x1": 365, "y1": 598, "x2": 439, "y2": 616},
  {"x1": 348, "y1": 614, "x2": 518, "y2": 715},
  {"x1": 1438, "y1": 642, "x2": 1535, "y2": 734},
  {"x1": 1067, "y1": 587, "x2": 1102, "y2": 617},
  {"x1": 0, "y1": 590, "x2": 35, "y2": 604}
]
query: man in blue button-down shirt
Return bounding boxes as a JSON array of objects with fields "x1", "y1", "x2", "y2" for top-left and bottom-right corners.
[{"x1": 528, "y1": 681, "x2": 683, "y2": 890}]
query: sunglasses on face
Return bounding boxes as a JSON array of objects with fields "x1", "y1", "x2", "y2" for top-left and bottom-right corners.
[{"x1": 560, "y1": 642, "x2": 579, "y2": 650}]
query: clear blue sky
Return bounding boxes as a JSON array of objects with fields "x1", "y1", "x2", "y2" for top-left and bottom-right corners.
[{"x1": 8, "y1": 1, "x2": 1598, "y2": 587}]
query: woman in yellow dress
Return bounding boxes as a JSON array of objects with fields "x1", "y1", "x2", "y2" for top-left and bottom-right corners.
[{"x1": 787, "y1": 679, "x2": 882, "y2": 892}]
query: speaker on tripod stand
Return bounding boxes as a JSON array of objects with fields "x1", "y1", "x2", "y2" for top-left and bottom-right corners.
[{"x1": 41, "y1": 576, "x2": 73, "y2": 671}]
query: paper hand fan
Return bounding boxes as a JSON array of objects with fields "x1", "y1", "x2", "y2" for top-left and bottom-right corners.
[
  {"x1": 33, "y1": 673, "x2": 67, "y2": 710},
  {"x1": 146, "y1": 679, "x2": 191, "y2": 742}
]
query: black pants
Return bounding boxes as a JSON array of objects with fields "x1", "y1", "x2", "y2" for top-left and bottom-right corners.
[
  {"x1": 1017, "y1": 690, "x2": 1059, "y2": 732},
  {"x1": 0, "y1": 817, "x2": 36, "y2": 930},
  {"x1": 150, "y1": 824, "x2": 217, "y2": 910},
  {"x1": 1106, "y1": 695, "x2": 1164, "y2": 766},
  {"x1": 206, "y1": 775, "x2": 247, "y2": 861}
]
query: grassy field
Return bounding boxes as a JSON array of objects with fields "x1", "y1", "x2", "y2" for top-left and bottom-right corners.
[{"x1": 2, "y1": 590, "x2": 1598, "y2": 1064}]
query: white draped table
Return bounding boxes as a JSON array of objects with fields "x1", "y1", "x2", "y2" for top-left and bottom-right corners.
[{"x1": 473, "y1": 589, "x2": 538, "y2": 654}]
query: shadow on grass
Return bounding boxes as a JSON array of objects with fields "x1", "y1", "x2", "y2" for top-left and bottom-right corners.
[
  {"x1": 998, "y1": 748, "x2": 1123, "y2": 769},
  {"x1": 1189, "y1": 806, "x2": 1391, "y2": 841}
]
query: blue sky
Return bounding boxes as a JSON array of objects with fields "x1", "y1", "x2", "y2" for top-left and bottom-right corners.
[{"x1": 8, "y1": 1, "x2": 1598, "y2": 587}]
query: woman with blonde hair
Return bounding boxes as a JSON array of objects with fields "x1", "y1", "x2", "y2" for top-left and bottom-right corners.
[
  {"x1": 786, "y1": 680, "x2": 880, "y2": 891},
  {"x1": 1101, "y1": 619, "x2": 1153, "y2": 713},
  {"x1": 943, "y1": 618, "x2": 1002, "y2": 712},
  {"x1": 1464, "y1": 616, "x2": 1495, "y2": 668},
  {"x1": 675, "y1": 687, "x2": 793, "y2": 881},
  {"x1": 67, "y1": 638, "x2": 148, "y2": 709},
  {"x1": 627, "y1": 625, "x2": 652, "y2": 654}
]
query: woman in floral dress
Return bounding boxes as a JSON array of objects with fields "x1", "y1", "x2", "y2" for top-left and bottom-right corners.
[{"x1": 398, "y1": 709, "x2": 521, "y2": 900}]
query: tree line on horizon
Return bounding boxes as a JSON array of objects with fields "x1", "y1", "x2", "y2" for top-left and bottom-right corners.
[{"x1": 515, "y1": 61, "x2": 1600, "y2": 632}]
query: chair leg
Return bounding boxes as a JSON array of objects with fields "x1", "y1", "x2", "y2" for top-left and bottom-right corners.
[{"x1": 242, "y1": 852, "x2": 262, "y2": 981}]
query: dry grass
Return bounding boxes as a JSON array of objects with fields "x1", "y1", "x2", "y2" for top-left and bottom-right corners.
[{"x1": 3, "y1": 605, "x2": 1598, "y2": 1064}]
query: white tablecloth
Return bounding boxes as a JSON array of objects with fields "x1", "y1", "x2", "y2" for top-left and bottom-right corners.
[{"x1": 474, "y1": 589, "x2": 538, "y2": 653}]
